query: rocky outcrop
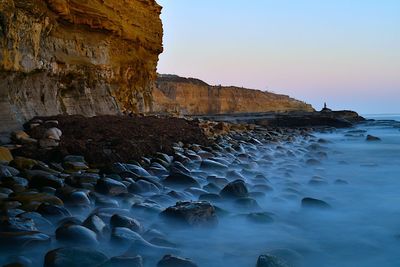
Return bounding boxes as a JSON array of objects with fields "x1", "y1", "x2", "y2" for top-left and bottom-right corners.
[
  {"x1": 0, "y1": 0, "x2": 163, "y2": 132},
  {"x1": 153, "y1": 74, "x2": 314, "y2": 115}
]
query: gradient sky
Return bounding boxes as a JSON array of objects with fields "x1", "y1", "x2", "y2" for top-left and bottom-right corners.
[{"x1": 157, "y1": 0, "x2": 400, "y2": 114}]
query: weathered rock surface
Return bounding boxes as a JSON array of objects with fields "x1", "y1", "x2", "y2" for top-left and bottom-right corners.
[
  {"x1": 0, "y1": 0, "x2": 163, "y2": 132},
  {"x1": 153, "y1": 74, "x2": 314, "y2": 115}
]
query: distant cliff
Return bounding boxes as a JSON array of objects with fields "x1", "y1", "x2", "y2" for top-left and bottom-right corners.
[
  {"x1": 153, "y1": 74, "x2": 314, "y2": 115},
  {"x1": 0, "y1": 0, "x2": 163, "y2": 132}
]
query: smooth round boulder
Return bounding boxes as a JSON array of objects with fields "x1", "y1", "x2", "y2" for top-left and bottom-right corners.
[
  {"x1": 301, "y1": 197, "x2": 332, "y2": 209},
  {"x1": 161, "y1": 201, "x2": 218, "y2": 227},
  {"x1": 95, "y1": 178, "x2": 128, "y2": 196},
  {"x1": 220, "y1": 180, "x2": 249, "y2": 199},
  {"x1": 55, "y1": 224, "x2": 98, "y2": 246},
  {"x1": 82, "y1": 214, "x2": 107, "y2": 234},
  {"x1": 163, "y1": 173, "x2": 200, "y2": 188},
  {"x1": 44, "y1": 247, "x2": 108, "y2": 267},
  {"x1": 110, "y1": 214, "x2": 142, "y2": 233}
]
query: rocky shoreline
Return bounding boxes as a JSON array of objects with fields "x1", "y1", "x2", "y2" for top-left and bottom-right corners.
[{"x1": 0, "y1": 114, "x2": 362, "y2": 267}]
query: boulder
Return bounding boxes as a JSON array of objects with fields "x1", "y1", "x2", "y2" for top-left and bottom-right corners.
[
  {"x1": 256, "y1": 254, "x2": 289, "y2": 267},
  {"x1": 164, "y1": 172, "x2": 200, "y2": 188},
  {"x1": 44, "y1": 247, "x2": 108, "y2": 267},
  {"x1": 55, "y1": 225, "x2": 98, "y2": 246},
  {"x1": 157, "y1": 255, "x2": 198, "y2": 267},
  {"x1": 301, "y1": 197, "x2": 332, "y2": 209},
  {"x1": 161, "y1": 201, "x2": 218, "y2": 227},
  {"x1": 366, "y1": 135, "x2": 381, "y2": 141},
  {"x1": 220, "y1": 180, "x2": 249, "y2": 199},
  {"x1": 99, "y1": 256, "x2": 143, "y2": 267},
  {"x1": 0, "y1": 231, "x2": 51, "y2": 249},
  {"x1": 110, "y1": 214, "x2": 143, "y2": 233},
  {"x1": 95, "y1": 178, "x2": 128, "y2": 196},
  {"x1": 82, "y1": 214, "x2": 107, "y2": 234}
]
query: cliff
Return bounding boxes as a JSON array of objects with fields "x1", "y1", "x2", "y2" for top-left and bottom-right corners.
[
  {"x1": 153, "y1": 74, "x2": 315, "y2": 115},
  {"x1": 0, "y1": 0, "x2": 163, "y2": 132}
]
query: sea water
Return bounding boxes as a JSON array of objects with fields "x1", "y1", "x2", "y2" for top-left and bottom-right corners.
[{"x1": 167, "y1": 115, "x2": 400, "y2": 267}]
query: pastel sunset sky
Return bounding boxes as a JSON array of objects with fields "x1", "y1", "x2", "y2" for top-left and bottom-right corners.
[{"x1": 157, "y1": 0, "x2": 400, "y2": 114}]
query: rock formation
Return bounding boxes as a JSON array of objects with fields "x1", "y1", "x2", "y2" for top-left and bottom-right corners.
[
  {"x1": 0, "y1": 0, "x2": 163, "y2": 132},
  {"x1": 153, "y1": 74, "x2": 314, "y2": 115}
]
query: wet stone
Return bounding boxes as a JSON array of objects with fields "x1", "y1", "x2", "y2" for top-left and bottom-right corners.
[
  {"x1": 220, "y1": 180, "x2": 249, "y2": 199},
  {"x1": 44, "y1": 247, "x2": 108, "y2": 267},
  {"x1": 83, "y1": 214, "x2": 107, "y2": 234},
  {"x1": 163, "y1": 172, "x2": 200, "y2": 188},
  {"x1": 256, "y1": 254, "x2": 289, "y2": 267},
  {"x1": 157, "y1": 255, "x2": 198, "y2": 267},
  {"x1": 37, "y1": 203, "x2": 71, "y2": 219},
  {"x1": 301, "y1": 197, "x2": 332, "y2": 209},
  {"x1": 95, "y1": 178, "x2": 128, "y2": 196},
  {"x1": 110, "y1": 214, "x2": 143, "y2": 233},
  {"x1": 55, "y1": 224, "x2": 98, "y2": 246},
  {"x1": 161, "y1": 201, "x2": 218, "y2": 227}
]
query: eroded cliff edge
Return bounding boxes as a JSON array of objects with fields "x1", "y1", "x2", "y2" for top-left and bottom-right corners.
[
  {"x1": 153, "y1": 74, "x2": 315, "y2": 115},
  {"x1": 0, "y1": 0, "x2": 163, "y2": 132}
]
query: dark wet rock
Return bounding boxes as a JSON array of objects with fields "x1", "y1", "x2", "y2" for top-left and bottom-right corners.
[
  {"x1": 170, "y1": 161, "x2": 191, "y2": 176},
  {"x1": 161, "y1": 201, "x2": 218, "y2": 227},
  {"x1": 83, "y1": 214, "x2": 107, "y2": 235},
  {"x1": 268, "y1": 248, "x2": 304, "y2": 267},
  {"x1": 164, "y1": 172, "x2": 200, "y2": 188},
  {"x1": 95, "y1": 178, "x2": 128, "y2": 196},
  {"x1": 0, "y1": 231, "x2": 51, "y2": 249},
  {"x1": 366, "y1": 135, "x2": 381, "y2": 141},
  {"x1": 26, "y1": 170, "x2": 64, "y2": 189},
  {"x1": 56, "y1": 224, "x2": 98, "y2": 246},
  {"x1": 44, "y1": 247, "x2": 108, "y2": 267},
  {"x1": 63, "y1": 161, "x2": 89, "y2": 172},
  {"x1": 157, "y1": 255, "x2": 198, "y2": 267},
  {"x1": 185, "y1": 187, "x2": 208, "y2": 197},
  {"x1": 200, "y1": 159, "x2": 228, "y2": 171},
  {"x1": 57, "y1": 217, "x2": 82, "y2": 227},
  {"x1": 301, "y1": 197, "x2": 332, "y2": 209},
  {"x1": 0, "y1": 217, "x2": 37, "y2": 232},
  {"x1": 110, "y1": 214, "x2": 143, "y2": 233},
  {"x1": 124, "y1": 164, "x2": 152, "y2": 177},
  {"x1": 37, "y1": 203, "x2": 71, "y2": 219},
  {"x1": 99, "y1": 256, "x2": 143, "y2": 267},
  {"x1": 65, "y1": 191, "x2": 91, "y2": 206},
  {"x1": 247, "y1": 212, "x2": 274, "y2": 224},
  {"x1": 256, "y1": 254, "x2": 289, "y2": 267},
  {"x1": 220, "y1": 180, "x2": 249, "y2": 199}
]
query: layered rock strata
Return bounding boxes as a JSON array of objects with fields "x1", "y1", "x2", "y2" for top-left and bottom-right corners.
[
  {"x1": 153, "y1": 74, "x2": 314, "y2": 115},
  {"x1": 0, "y1": 0, "x2": 163, "y2": 132}
]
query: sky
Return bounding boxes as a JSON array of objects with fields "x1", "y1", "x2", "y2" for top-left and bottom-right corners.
[{"x1": 156, "y1": 0, "x2": 400, "y2": 114}]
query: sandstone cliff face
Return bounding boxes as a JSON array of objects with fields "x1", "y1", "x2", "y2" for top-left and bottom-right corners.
[
  {"x1": 0, "y1": 0, "x2": 163, "y2": 132},
  {"x1": 154, "y1": 75, "x2": 314, "y2": 115}
]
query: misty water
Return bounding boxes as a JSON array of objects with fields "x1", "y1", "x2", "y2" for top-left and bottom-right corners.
[
  {"x1": 2, "y1": 116, "x2": 400, "y2": 267},
  {"x1": 165, "y1": 116, "x2": 400, "y2": 267}
]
